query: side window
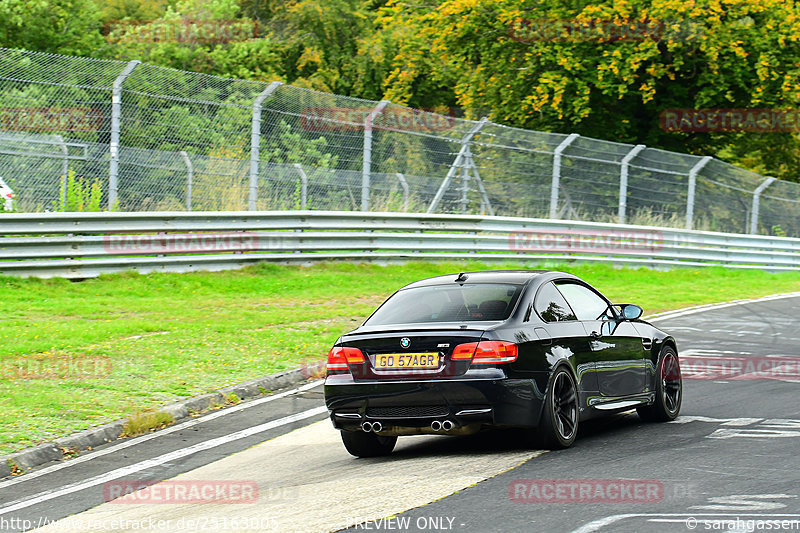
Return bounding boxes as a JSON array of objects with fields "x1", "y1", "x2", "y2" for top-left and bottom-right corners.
[
  {"x1": 555, "y1": 282, "x2": 612, "y2": 321},
  {"x1": 534, "y1": 283, "x2": 577, "y2": 323}
]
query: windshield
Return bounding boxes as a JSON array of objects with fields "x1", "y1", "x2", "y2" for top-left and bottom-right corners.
[{"x1": 364, "y1": 283, "x2": 523, "y2": 326}]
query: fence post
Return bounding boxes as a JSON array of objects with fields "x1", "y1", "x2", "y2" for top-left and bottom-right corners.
[
  {"x1": 249, "y1": 81, "x2": 283, "y2": 211},
  {"x1": 55, "y1": 135, "x2": 69, "y2": 207},
  {"x1": 470, "y1": 159, "x2": 495, "y2": 216},
  {"x1": 396, "y1": 173, "x2": 409, "y2": 212},
  {"x1": 427, "y1": 117, "x2": 488, "y2": 213},
  {"x1": 459, "y1": 152, "x2": 470, "y2": 213},
  {"x1": 750, "y1": 176, "x2": 776, "y2": 234},
  {"x1": 618, "y1": 144, "x2": 645, "y2": 224},
  {"x1": 179, "y1": 151, "x2": 193, "y2": 211},
  {"x1": 109, "y1": 60, "x2": 140, "y2": 210},
  {"x1": 685, "y1": 156, "x2": 712, "y2": 229},
  {"x1": 549, "y1": 133, "x2": 579, "y2": 219},
  {"x1": 362, "y1": 100, "x2": 390, "y2": 212},
  {"x1": 293, "y1": 163, "x2": 308, "y2": 209}
]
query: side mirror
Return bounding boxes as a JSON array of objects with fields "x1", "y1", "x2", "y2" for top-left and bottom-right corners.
[{"x1": 616, "y1": 304, "x2": 643, "y2": 320}]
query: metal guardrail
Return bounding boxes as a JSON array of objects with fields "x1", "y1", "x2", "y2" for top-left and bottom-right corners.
[{"x1": 1, "y1": 211, "x2": 799, "y2": 278}]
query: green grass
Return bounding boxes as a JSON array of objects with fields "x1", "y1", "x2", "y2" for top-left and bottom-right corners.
[{"x1": 1, "y1": 261, "x2": 799, "y2": 456}]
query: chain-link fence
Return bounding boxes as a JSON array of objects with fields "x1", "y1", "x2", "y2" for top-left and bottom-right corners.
[{"x1": 2, "y1": 47, "x2": 799, "y2": 236}]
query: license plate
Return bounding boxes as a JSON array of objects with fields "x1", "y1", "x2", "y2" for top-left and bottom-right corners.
[{"x1": 374, "y1": 352, "x2": 439, "y2": 369}]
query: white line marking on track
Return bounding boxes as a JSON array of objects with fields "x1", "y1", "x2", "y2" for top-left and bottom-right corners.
[
  {"x1": 0, "y1": 380, "x2": 323, "y2": 491},
  {"x1": 0, "y1": 405, "x2": 328, "y2": 516},
  {"x1": 668, "y1": 416, "x2": 764, "y2": 426},
  {"x1": 691, "y1": 494, "x2": 797, "y2": 511},
  {"x1": 709, "y1": 428, "x2": 800, "y2": 439},
  {"x1": 646, "y1": 292, "x2": 800, "y2": 322}
]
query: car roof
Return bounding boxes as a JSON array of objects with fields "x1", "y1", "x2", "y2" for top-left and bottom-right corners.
[{"x1": 400, "y1": 270, "x2": 567, "y2": 289}]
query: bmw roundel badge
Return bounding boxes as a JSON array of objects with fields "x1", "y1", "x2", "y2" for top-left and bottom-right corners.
[{"x1": 400, "y1": 337, "x2": 411, "y2": 349}]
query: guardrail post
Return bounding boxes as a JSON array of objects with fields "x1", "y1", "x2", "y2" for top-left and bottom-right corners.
[
  {"x1": 685, "y1": 156, "x2": 712, "y2": 229},
  {"x1": 549, "y1": 133, "x2": 579, "y2": 219},
  {"x1": 427, "y1": 117, "x2": 488, "y2": 213},
  {"x1": 179, "y1": 151, "x2": 193, "y2": 211},
  {"x1": 293, "y1": 163, "x2": 308, "y2": 209},
  {"x1": 750, "y1": 176, "x2": 776, "y2": 234},
  {"x1": 249, "y1": 81, "x2": 283, "y2": 211},
  {"x1": 618, "y1": 144, "x2": 645, "y2": 224},
  {"x1": 362, "y1": 100, "x2": 390, "y2": 212},
  {"x1": 396, "y1": 173, "x2": 409, "y2": 212},
  {"x1": 109, "y1": 60, "x2": 140, "y2": 210}
]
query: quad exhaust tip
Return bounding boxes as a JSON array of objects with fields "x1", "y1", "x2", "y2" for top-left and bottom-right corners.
[
  {"x1": 431, "y1": 420, "x2": 442, "y2": 431},
  {"x1": 361, "y1": 421, "x2": 374, "y2": 432}
]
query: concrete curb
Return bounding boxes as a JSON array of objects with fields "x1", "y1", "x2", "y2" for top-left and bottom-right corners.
[{"x1": 1, "y1": 362, "x2": 325, "y2": 479}]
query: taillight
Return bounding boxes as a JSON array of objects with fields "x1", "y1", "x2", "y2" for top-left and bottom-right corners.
[
  {"x1": 326, "y1": 346, "x2": 365, "y2": 371},
  {"x1": 452, "y1": 342, "x2": 478, "y2": 360},
  {"x1": 451, "y1": 341, "x2": 517, "y2": 365}
]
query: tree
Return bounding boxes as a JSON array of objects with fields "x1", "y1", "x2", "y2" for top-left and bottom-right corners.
[
  {"x1": 103, "y1": 0, "x2": 379, "y2": 95},
  {"x1": 377, "y1": 0, "x2": 800, "y2": 181},
  {"x1": 0, "y1": 0, "x2": 104, "y2": 56},
  {"x1": 253, "y1": 0, "x2": 375, "y2": 95}
]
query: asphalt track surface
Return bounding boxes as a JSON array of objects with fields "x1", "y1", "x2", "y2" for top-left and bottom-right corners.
[{"x1": 1, "y1": 293, "x2": 799, "y2": 533}]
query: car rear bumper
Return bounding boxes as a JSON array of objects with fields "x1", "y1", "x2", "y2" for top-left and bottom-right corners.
[{"x1": 324, "y1": 370, "x2": 548, "y2": 432}]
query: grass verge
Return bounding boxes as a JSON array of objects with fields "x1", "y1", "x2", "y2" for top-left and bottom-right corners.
[{"x1": 1, "y1": 261, "x2": 799, "y2": 455}]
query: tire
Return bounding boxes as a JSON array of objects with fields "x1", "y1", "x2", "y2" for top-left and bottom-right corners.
[
  {"x1": 534, "y1": 366, "x2": 579, "y2": 449},
  {"x1": 340, "y1": 430, "x2": 397, "y2": 458},
  {"x1": 638, "y1": 346, "x2": 682, "y2": 422}
]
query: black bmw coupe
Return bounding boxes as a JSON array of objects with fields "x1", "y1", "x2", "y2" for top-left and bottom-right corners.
[{"x1": 324, "y1": 270, "x2": 682, "y2": 457}]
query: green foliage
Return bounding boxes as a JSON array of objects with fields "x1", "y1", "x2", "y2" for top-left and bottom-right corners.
[
  {"x1": 377, "y1": 0, "x2": 800, "y2": 181},
  {"x1": 261, "y1": 120, "x2": 338, "y2": 168},
  {"x1": 0, "y1": 0, "x2": 105, "y2": 55},
  {"x1": 97, "y1": 0, "x2": 385, "y2": 95},
  {"x1": 263, "y1": 0, "x2": 371, "y2": 94},
  {"x1": 54, "y1": 171, "x2": 104, "y2": 212},
  {"x1": 772, "y1": 225, "x2": 788, "y2": 237},
  {"x1": 97, "y1": 0, "x2": 168, "y2": 21}
]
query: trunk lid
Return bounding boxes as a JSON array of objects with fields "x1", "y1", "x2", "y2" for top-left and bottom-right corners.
[{"x1": 341, "y1": 324, "x2": 487, "y2": 380}]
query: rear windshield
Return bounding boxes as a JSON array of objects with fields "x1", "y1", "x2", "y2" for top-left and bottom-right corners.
[{"x1": 364, "y1": 283, "x2": 523, "y2": 326}]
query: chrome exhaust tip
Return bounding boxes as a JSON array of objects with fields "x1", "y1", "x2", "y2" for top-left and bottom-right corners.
[
  {"x1": 361, "y1": 421, "x2": 374, "y2": 432},
  {"x1": 442, "y1": 420, "x2": 455, "y2": 431},
  {"x1": 431, "y1": 420, "x2": 442, "y2": 431},
  {"x1": 372, "y1": 421, "x2": 383, "y2": 433}
]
